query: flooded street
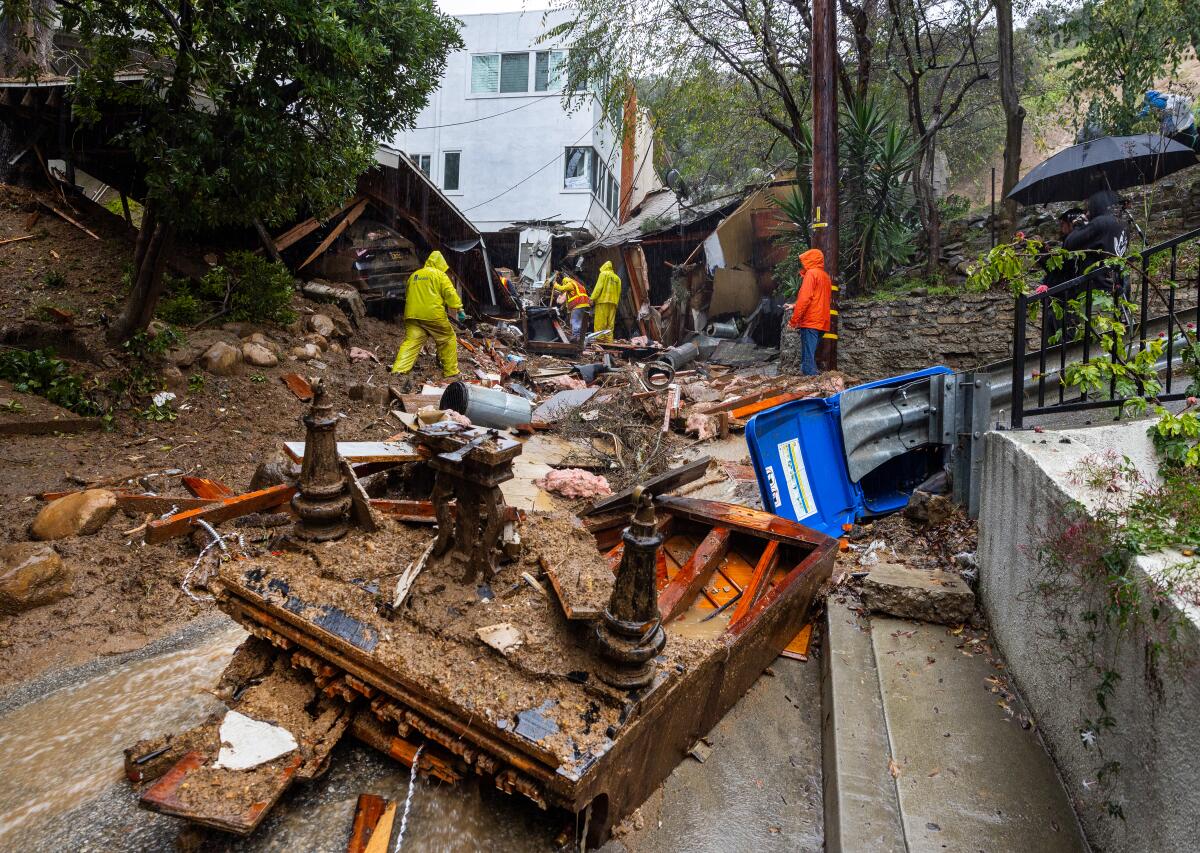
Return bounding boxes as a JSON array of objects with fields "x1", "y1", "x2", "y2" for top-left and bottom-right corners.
[{"x1": 0, "y1": 618, "x2": 821, "y2": 852}]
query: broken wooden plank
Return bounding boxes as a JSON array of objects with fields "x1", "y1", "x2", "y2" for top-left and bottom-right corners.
[
  {"x1": 38, "y1": 198, "x2": 100, "y2": 239},
  {"x1": 139, "y1": 749, "x2": 303, "y2": 835},
  {"x1": 181, "y1": 476, "x2": 235, "y2": 500},
  {"x1": 368, "y1": 499, "x2": 438, "y2": 523},
  {"x1": 730, "y1": 391, "x2": 809, "y2": 420},
  {"x1": 658, "y1": 527, "x2": 732, "y2": 622},
  {"x1": 281, "y1": 372, "x2": 314, "y2": 401},
  {"x1": 346, "y1": 793, "x2": 388, "y2": 853},
  {"x1": 394, "y1": 538, "x2": 436, "y2": 609},
  {"x1": 585, "y1": 456, "x2": 711, "y2": 516},
  {"x1": 340, "y1": 458, "x2": 380, "y2": 533},
  {"x1": 363, "y1": 800, "x2": 397, "y2": 853},
  {"x1": 540, "y1": 555, "x2": 600, "y2": 621},
  {"x1": 145, "y1": 484, "x2": 295, "y2": 544},
  {"x1": 697, "y1": 383, "x2": 790, "y2": 415},
  {"x1": 729, "y1": 540, "x2": 779, "y2": 627},
  {"x1": 780, "y1": 621, "x2": 814, "y2": 661},
  {"x1": 39, "y1": 490, "x2": 219, "y2": 516},
  {"x1": 298, "y1": 197, "x2": 369, "y2": 271},
  {"x1": 284, "y1": 441, "x2": 420, "y2": 465}
]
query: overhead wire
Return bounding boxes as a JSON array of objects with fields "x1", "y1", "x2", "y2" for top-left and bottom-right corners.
[{"x1": 410, "y1": 96, "x2": 543, "y2": 130}]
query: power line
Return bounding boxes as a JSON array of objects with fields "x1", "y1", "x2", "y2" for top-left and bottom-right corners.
[
  {"x1": 410, "y1": 97, "x2": 542, "y2": 130},
  {"x1": 461, "y1": 114, "x2": 606, "y2": 213}
]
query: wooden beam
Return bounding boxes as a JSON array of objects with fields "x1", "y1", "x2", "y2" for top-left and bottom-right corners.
[
  {"x1": 728, "y1": 540, "x2": 779, "y2": 626},
  {"x1": 658, "y1": 527, "x2": 732, "y2": 622},
  {"x1": 145, "y1": 484, "x2": 295, "y2": 544},
  {"x1": 362, "y1": 801, "x2": 397, "y2": 853},
  {"x1": 697, "y1": 383, "x2": 790, "y2": 415},
  {"x1": 585, "y1": 456, "x2": 711, "y2": 516},
  {"x1": 38, "y1": 199, "x2": 100, "y2": 240},
  {"x1": 297, "y1": 198, "x2": 369, "y2": 271},
  {"x1": 273, "y1": 217, "x2": 321, "y2": 252},
  {"x1": 254, "y1": 218, "x2": 285, "y2": 263}
]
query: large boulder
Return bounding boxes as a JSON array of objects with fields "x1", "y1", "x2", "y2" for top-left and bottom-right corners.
[
  {"x1": 202, "y1": 341, "x2": 244, "y2": 376},
  {"x1": 31, "y1": 489, "x2": 117, "y2": 540},
  {"x1": 166, "y1": 330, "x2": 239, "y2": 369},
  {"x1": 0, "y1": 542, "x2": 72, "y2": 614},
  {"x1": 248, "y1": 449, "x2": 302, "y2": 492},
  {"x1": 241, "y1": 342, "x2": 278, "y2": 368}
]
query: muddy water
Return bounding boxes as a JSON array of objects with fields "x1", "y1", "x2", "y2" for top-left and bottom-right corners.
[
  {"x1": 0, "y1": 624, "x2": 246, "y2": 846},
  {"x1": 0, "y1": 623, "x2": 560, "y2": 851}
]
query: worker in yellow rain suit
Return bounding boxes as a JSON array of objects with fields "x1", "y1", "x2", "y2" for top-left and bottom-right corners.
[
  {"x1": 391, "y1": 251, "x2": 464, "y2": 378},
  {"x1": 552, "y1": 272, "x2": 592, "y2": 342},
  {"x1": 590, "y1": 260, "x2": 622, "y2": 343}
]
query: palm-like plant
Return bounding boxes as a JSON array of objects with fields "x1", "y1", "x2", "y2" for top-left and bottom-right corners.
[{"x1": 773, "y1": 95, "x2": 918, "y2": 297}]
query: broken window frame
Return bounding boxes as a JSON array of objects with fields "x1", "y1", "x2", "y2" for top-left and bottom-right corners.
[
  {"x1": 564, "y1": 146, "x2": 592, "y2": 190},
  {"x1": 443, "y1": 151, "x2": 461, "y2": 192}
]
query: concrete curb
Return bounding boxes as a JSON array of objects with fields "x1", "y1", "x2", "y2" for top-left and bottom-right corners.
[{"x1": 821, "y1": 600, "x2": 906, "y2": 852}]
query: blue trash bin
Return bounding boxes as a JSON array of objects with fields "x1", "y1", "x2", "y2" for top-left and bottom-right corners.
[{"x1": 745, "y1": 367, "x2": 953, "y2": 538}]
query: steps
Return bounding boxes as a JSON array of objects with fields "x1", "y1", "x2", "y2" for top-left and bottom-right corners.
[{"x1": 822, "y1": 601, "x2": 1087, "y2": 852}]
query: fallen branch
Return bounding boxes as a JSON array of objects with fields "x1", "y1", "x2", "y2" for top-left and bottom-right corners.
[
  {"x1": 38, "y1": 199, "x2": 100, "y2": 240},
  {"x1": 0, "y1": 234, "x2": 37, "y2": 248}
]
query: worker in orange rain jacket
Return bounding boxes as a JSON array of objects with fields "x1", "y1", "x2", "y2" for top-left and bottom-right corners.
[
  {"x1": 552, "y1": 272, "x2": 592, "y2": 342},
  {"x1": 391, "y1": 251, "x2": 465, "y2": 379},
  {"x1": 788, "y1": 248, "x2": 832, "y2": 376},
  {"x1": 590, "y1": 260, "x2": 622, "y2": 342}
]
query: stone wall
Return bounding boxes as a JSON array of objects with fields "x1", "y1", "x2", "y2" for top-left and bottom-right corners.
[{"x1": 837, "y1": 290, "x2": 1014, "y2": 381}]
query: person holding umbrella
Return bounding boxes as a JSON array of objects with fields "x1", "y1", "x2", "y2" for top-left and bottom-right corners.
[{"x1": 1063, "y1": 190, "x2": 1130, "y2": 298}]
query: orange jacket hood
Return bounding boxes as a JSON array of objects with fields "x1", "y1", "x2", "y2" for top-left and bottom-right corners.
[{"x1": 800, "y1": 248, "x2": 825, "y2": 272}]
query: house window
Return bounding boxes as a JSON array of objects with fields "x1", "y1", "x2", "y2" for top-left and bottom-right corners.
[
  {"x1": 472, "y1": 52, "x2": 532, "y2": 94},
  {"x1": 499, "y1": 52, "x2": 530, "y2": 93},
  {"x1": 564, "y1": 146, "x2": 591, "y2": 189},
  {"x1": 470, "y1": 54, "x2": 499, "y2": 93},
  {"x1": 443, "y1": 151, "x2": 461, "y2": 191},
  {"x1": 409, "y1": 154, "x2": 431, "y2": 176},
  {"x1": 535, "y1": 50, "x2": 567, "y2": 92}
]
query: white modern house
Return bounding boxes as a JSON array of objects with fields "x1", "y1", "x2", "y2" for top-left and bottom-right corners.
[{"x1": 388, "y1": 9, "x2": 657, "y2": 247}]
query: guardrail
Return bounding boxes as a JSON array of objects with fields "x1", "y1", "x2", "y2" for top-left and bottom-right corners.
[{"x1": 1010, "y1": 226, "x2": 1200, "y2": 428}]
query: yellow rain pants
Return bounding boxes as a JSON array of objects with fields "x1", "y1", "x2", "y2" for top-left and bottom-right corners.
[{"x1": 391, "y1": 316, "x2": 459, "y2": 377}]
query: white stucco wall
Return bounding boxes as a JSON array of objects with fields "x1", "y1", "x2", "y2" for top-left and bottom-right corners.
[{"x1": 389, "y1": 10, "x2": 620, "y2": 235}]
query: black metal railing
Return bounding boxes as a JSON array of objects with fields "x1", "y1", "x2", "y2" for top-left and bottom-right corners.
[{"x1": 1010, "y1": 226, "x2": 1200, "y2": 428}]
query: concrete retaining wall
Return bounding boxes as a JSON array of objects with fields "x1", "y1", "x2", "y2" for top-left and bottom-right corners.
[{"x1": 978, "y1": 422, "x2": 1200, "y2": 852}]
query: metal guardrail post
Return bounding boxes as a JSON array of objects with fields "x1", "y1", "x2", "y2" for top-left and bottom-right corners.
[{"x1": 1011, "y1": 295, "x2": 1026, "y2": 429}]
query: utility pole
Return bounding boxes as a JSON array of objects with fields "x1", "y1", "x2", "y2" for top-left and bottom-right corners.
[{"x1": 811, "y1": 0, "x2": 839, "y2": 369}]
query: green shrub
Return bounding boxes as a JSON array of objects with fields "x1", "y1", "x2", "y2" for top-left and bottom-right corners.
[
  {"x1": 157, "y1": 291, "x2": 204, "y2": 325},
  {"x1": 43, "y1": 270, "x2": 67, "y2": 289},
  {"x1": 203, "y1": 252, "x2": 297, "y2": 326},
  {"x1": 0, "y1": 348, "x2": 104, "y2": 416}
]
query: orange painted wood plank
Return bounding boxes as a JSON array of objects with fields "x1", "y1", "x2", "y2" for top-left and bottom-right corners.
[
  {"x1": 780, "y1": 621, "x2": 814, "y2": 661},
  {"x1": 281, "y1": 372, "x2": 314, "y2": 401},
  {"x1": 729, "y1": 540, "x2": 779, "y2": 626},
  {"x1": 145, "y1": 484, "x2": 295, "y2": 544},
  {"x1": 658, "y1": 527, "x2": 731, "y2": 622},
  {"x1": 730, "y1": 392, "x2": 808, "y2": 419},
  {"x1": 182, "y1": 476, "x2": 235, "y2": 499},
  {"x1": 346, "y1": 793, "x2": 387, "y2": 853}
]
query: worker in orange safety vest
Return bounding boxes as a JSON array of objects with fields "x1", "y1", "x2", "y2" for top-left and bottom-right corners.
[{"x1": 552, "y1": 272, "x2": 592, "y2": 342}]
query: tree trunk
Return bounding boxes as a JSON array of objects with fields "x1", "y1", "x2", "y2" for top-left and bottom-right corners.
[
  {"x1": 108, "y1": 200, "x2": 174, "y2": 343},
  {"x1": 0, "y1": 1, "x2": 56, "y2": 76},
  {"x1": 996, "y1": 0, "x2": 1024, "y2": 229},
  {"x1": 915, "y1": 145, "x2": 941, "y2": 278}
]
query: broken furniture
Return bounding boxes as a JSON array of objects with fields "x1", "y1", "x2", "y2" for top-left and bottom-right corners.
[{"x1": 419, "y1": 422, "x2": 520, "y2": 583}]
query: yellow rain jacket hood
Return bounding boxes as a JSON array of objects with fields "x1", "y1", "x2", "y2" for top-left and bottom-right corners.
[
  {"x1": 590, "y1": 260, "x2": 622, "y2": 306},
  {"x1": 404, "y1": 251, "x2": 462, "y2": 322}
]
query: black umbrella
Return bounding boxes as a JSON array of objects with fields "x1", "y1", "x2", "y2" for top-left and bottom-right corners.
[{"x1": 1006, "y1": 133, "x2": 1197, "y2": 206}]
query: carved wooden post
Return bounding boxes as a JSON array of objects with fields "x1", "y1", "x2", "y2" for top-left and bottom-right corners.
[
  {"x1": 595, "y1": 488, "x2": 667, "y2": 688},
  {"x1": 291, "y1": 379, "x2": 350, "y2": 541}
]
